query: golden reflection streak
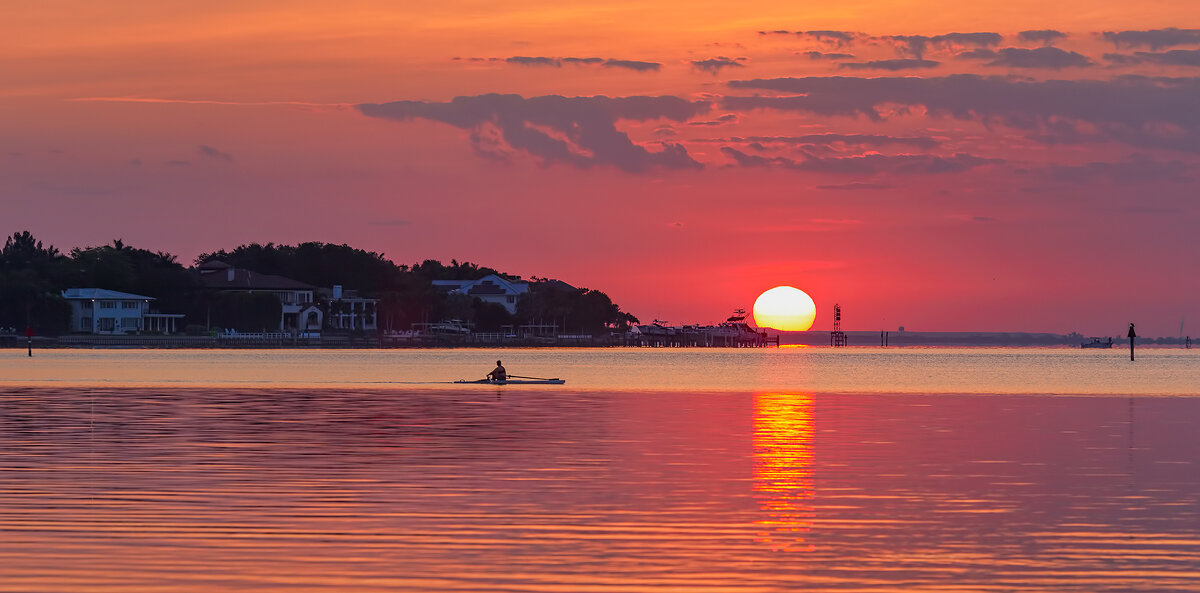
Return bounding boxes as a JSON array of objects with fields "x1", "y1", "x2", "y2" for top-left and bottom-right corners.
[{"x1": 752, "y1": 391, "x2": 815, "y2": 552}]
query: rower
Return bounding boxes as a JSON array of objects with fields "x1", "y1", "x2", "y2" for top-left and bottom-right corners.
[{"x1": 487, "y1": 360, "x2": 507, "y2": 381}]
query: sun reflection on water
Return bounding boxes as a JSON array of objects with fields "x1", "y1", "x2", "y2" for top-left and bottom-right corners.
[{"x1": 752, "y1": 391, "x2": 815, "y2": 552}]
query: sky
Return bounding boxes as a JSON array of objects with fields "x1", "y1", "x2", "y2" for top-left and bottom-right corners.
[{"x1": 2, "y1": 1, "x2": 1199, "y2": 335}]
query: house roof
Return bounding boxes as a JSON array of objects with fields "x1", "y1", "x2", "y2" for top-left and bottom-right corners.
[
  {"x1": 196, "y1": 266, "x2": 314, "y2": 291},
  {"x1": 432, "y1": 274, "x2": 528, "y2": 296},
  {"x1": 62, "y1": 288, "x2": 155, "y2": 301},
  {"x1": 538, "y1": 278, "x2": 577, "y2": 292}
]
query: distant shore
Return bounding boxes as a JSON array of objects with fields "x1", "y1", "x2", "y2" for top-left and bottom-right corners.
[
  {"x1": 1, "y1": 330, "x2": 1193, "y2": 349},
  {"x1": 779, "y1": 330, "x2": 1193, "y2": 348}
]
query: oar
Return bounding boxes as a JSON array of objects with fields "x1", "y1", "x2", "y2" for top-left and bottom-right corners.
[{"x1": 507, "y1": 374, "x2": 558, "y2": 381}]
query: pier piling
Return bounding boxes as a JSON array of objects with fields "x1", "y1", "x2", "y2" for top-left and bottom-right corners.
[{"x1": 1128, "y1": 323, "x2": 1136, "y2": 361}]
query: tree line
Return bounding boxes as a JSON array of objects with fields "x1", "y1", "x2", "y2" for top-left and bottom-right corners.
[{"x1": 0, "y1": 231, "x2": 639, "y2": 335}]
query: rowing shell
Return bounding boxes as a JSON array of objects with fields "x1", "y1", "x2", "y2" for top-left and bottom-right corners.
[{"x1": 454, "y1": 378, "x2": 566, "y2": 385}]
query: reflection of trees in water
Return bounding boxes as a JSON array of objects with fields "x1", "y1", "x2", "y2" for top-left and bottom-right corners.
[{"x1": 753, "y1": 392, "x2": 815, "y2": 552}]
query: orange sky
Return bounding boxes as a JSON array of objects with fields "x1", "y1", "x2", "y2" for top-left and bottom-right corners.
[{"x1": 3, "y1": 2, "x2": 1199, "y2": 335}]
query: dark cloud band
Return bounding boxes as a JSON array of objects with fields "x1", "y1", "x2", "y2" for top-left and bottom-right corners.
[
  {"x1": 358, "y1": 94, "x2": 709, "y2": 172},
  {"x1": 725, "y1": 74, "x2": 1200, "y2": 151}
]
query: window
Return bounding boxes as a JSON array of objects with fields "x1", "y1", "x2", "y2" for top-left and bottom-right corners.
[
  {"x1": 98, "y1": 318, "x2": 115, "y2": 331},
  {"x1": 81, "y1": 317, "x2": 92, "y2": 330},
  {"x1": 100, "y1": 301, "x2": 115, "y2": 309},
  {"x1": 122, "y1": 301, "x2": 139, "y2": 309},
  {"x1": 81, "y1": 301, "x2": 93, "y2": 310},
  {"x1": 124, "y1": 317, "x2": 141, "y2": 331}
]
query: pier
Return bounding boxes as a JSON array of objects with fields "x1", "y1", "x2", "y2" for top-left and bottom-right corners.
[{"x1": 623, "y1": 326, "x2": 776, "y2": 348}]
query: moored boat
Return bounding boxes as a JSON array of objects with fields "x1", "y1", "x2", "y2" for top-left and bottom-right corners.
[{"x1": 1081, "y1": 337, "x2": 1113, "y2": 349}]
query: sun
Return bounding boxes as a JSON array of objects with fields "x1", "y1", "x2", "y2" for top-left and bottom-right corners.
[{"x1": 753, "y1": 286, "x2": 817, "y2": 331}]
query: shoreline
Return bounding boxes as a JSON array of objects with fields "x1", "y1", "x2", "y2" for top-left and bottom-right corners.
[{"x1": 2, "y1": 335, "x2": 1191, "y2": 349}]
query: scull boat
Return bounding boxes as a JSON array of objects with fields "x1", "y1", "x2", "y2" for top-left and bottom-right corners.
[{"x1": 454, "y1": 378, "x2": 566, "y2": 385}]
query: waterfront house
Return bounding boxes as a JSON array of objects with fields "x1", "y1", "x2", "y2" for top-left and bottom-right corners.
[
  {"x1": 432, "y1": 274, "x2": 528, "y2": 314},
  {"x1": 196, "y1": 260, "x2": 316, "y2": 332},
  {"x1": 62, "y1": 288, "x2": 185, "y2": 334},
  {"x1": 319, "y1": 285, "x2": 378, "y2": 332}
]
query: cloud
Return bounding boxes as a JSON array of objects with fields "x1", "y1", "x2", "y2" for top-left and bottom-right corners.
[
  {"x1": 502, "y1": 56, "x2": 662, "y2": 71},
  {"x1": 687, "y1": 113, "x2": 739, "y2": 126},
  {"x1": 707, "y1": 133, "x2": 940, "y2": 149},
  {"x1": 601, "y1": 59, "x2": 662, "y2": 72},
  {"x1": 802, "y1": 51, "x2": 855, "y2": 60},
  {"x1": 691, "y1": 57, "x2": 746, "y2": 74},
  {"x1": 166, "y1": 160, "x2": 191, "y2": 166},
  {"x1": 1103, "y1": 53, "x2": 1144, "y2": 66},
  {"x1": 761, "y1": 30, "x2": 863, "y2": 47},
  {"x1": 67, "y1": 97, "x2": 351, "y2": 109},
  {"x1": 956, "y1": 48, "x2": 999, "y2": 60},
  {"x1": 766, "y1": 30, "x2": 1001, "y2": 56},
  {"x1": 506, "y1": 56, "x2": 560, "y2": 67},
  {"x1": 1101, "y1": 28, "x2": 1200, "y2": 50},
  {"x1": 1019, "y1": 30, "x2": 1068, "y2": 45},
  {"x1": 887, "y1": 32, "x2": 1003, "y2": 58},
  {"x1": 368, "y1": 219, "x2": 413, "y2": 226},
  {"x1": 1048, "y1": 153, "x2": 1190, "y2": 183},
  {"x1": 839, "y1": 58, "x2": 939, "y2": 71},
  {"x1": 725, "y1": 74, "x2": 1200, "y2": 151},
  {"x1": 721, "y1": 146, "x2": 1002, "y2": 174},
  {"x1": 981, "y1": 47, "x2": 1093, "y2": 69},
  {"x1": 197, "y1": 144, "x2": 233, "y2": 163},
  {"x1": 1105, "y1": 49, "x2": 1200, "y2": 67},
  {"x1": 358, "y1": 94, "x2": 710, "y2": 173}
]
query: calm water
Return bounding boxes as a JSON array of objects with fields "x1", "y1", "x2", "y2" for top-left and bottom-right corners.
[
  {"x1": 1, "y1": 348, "x2": 1199, "y2": 592},
  {"x1": 2, "y1": 347, "x2": 1198, "y2": 395}
]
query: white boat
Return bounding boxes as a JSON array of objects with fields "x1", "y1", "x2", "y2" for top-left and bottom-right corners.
[
  {"x1": 701, "y1": 309, "x2": 763, "y2": 341},
  {"x1": 454, "y1": 378, "x2": 566, "y2": 385},
  {"x1": 1081, "y1": 337, "x2": 1113, "y2": 349},
  {"x1": 429, "y1": 319, "x2": 472, "y2": 334}
]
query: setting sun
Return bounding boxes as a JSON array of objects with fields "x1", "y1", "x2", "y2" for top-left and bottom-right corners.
[{"x1": 752, "y1": 286, "x2": 817, "y2": 331}]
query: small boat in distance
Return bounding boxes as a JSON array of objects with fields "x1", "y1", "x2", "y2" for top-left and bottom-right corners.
[
  {"x1": 455, "y1": 378, "x2": 566, "y2": 385},
  {"x1": 1081, "y1": 337, "x2": 1114, "y2": 349}
]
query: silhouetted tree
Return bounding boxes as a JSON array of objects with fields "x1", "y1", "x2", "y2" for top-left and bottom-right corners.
[
  {"x1": 0, "y1": 231, "x2": 71, "y2": 333},
  {"x1": 196, "y1": 242, "x2": 405, "y2": 292},
  {"x1": 517, "y1": 280, "x2": 638, "y2": 334},
  {"x1": 472, "y1": 300, "x2": 513, "y2": 332},
  {"x1": 204, "y1": 293, "x2": 283, "y2": 332},
  {"x1": 410, "y1": 259, "x2": 508, "y2": 282},
  {"x1": 70, "y1": 239, "x2": 197, "y2": 315}
]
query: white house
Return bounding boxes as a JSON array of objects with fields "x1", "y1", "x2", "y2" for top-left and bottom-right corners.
[
  {"x1": 62, "y1": 288, "x2": 184, "y2": 334},
  {"x1": 432, "y1": 274, "x2": 528, "y2": 314},
  {"x1": 321, "y1": 285, "x2": 378, "y2": 331}
]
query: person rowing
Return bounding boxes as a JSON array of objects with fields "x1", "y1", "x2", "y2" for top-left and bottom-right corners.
[{"x1": 487, "y1": 360, "x2": 507, "y2": 382}]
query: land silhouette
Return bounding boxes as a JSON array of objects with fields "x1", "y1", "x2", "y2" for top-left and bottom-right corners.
[
  {"x1": 0, "y1": 231, "x2": 637, "y2": 337},
  {"x1": 1, "y1": 230, "x2": 1188, "y2": 347}
]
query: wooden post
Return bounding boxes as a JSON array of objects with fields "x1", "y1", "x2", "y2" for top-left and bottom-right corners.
[{"x1": 25, "y1": 325, "x2": 33, "y2": 357}]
